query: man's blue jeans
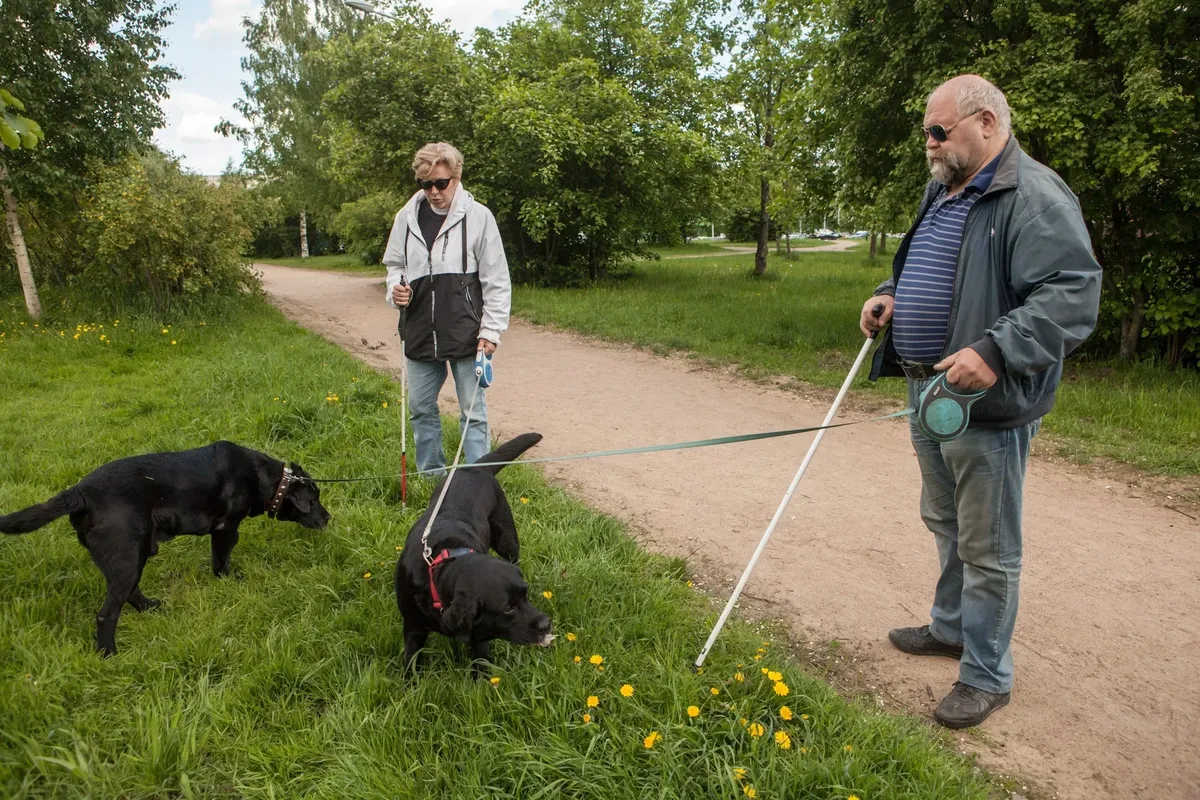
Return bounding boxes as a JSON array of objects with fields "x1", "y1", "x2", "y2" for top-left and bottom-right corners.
[
  {"x1": 908, "y1": 378, "x2": 1040, "y2": 694},
  {"x1": 407, "y1": 357, "x2": 489, "y2": 474}
]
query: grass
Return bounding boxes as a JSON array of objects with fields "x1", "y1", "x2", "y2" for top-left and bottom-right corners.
[
  {"x1": 253, "y1": 254, "x2": 381, "y2": 274},
  {"x1": 511, "y1": 251, "x2": 1200, "y2": 477},
  {"x1": 0, "y1": 295, "x2": 993, "y2": 798}
]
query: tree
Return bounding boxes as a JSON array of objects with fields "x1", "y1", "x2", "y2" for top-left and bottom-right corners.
[
  {"x1": 0, "y1": 0, "x2": 175, "y2": 306},
  {"x1": 223, "y1": 0, "x2": 363, "y2": 258},
  {"x1": 470, "y1": 0, "x2": 726, "y2": 280},
  {"x1": 0, "y1": 89, "x2": 44, "y2": 317},
  {"x1": 725, "y1": 0, "x2": 810, "y2": 275}
]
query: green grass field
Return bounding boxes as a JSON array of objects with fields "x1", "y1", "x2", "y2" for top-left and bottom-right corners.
[
  {"x1": 254, "y1": 254, "x2": 381, "y2": 274},
  {"x1": 512, "y1": 251, "x2": 1200, "y2": 477},
  {"x1": 0, "y1": 295, "x2": 993, "y2": 798}
]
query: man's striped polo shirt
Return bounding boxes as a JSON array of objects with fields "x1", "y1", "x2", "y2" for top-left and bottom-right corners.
[{"x1": 892, "y1": 152, "x2": 1002, "y2": 364}]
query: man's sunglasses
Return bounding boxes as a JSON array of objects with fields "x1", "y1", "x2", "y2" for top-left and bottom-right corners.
[
  {"x1": 417, "y1": 177, "x2": 453, "y2": 191},
  {"x1": 922, "y1": 109, "x2": 982, "y2": 143}
]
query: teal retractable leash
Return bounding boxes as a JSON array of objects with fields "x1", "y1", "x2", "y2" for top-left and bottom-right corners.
[{"x1": 916, "y1": 371, "x2": 987, "y2": 442}]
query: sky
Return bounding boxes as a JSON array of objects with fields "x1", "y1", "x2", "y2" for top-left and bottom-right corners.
[{"x1": 153, "y1": 0, "x2": 525, "y2": 176}]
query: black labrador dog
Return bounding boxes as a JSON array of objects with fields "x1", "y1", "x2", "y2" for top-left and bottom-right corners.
[
  {"x1": 0, "y1": 440, "x2": 330, "y2": 655},
  {"x1": 396, "y1": 432, "x2": 553, "y2": 675}
]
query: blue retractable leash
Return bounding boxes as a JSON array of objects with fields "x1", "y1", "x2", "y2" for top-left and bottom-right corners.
[
  {"x1": 915, "y1": 371, "x2": 987, "y2": 442},
  {"x1": 474, "y1": 348, "x2": 493, "y2": 388}
]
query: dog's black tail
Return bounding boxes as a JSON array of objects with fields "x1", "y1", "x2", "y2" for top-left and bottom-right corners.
[
  {"x1": 474, "y1": 433, "x2": 543, "y2": 475},
  {"x1": 0, "y1": 487, "x2": 85, "y2": 534}
]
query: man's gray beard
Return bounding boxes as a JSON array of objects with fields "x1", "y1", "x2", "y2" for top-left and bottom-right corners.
[{"x1": 928, "y1": 150, "x2": 968, "y2": 186}]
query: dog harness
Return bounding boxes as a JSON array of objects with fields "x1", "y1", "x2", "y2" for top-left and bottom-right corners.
[
  {"x1": 266, "y1": 466, "x2": 295, "y2": 518},
  {"x1": 915, "y1": 372, "x2": 988, "y2": 442},
  {"x1": 427, "y1": 547, "x2": 476, "y2": 612}
]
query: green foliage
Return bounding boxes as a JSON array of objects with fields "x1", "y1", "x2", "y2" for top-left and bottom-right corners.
[
  {"x1": 0, "y1": 89, "x2": 43, "y2": 151},
  {"x1": 726, "y1": 207, "x2": 777, "y2": 242},
  {"x1": 75, "y1": 154, "x2": 263, "y2": 311},
  {"x1": 332, "y1": 190, "x2": 402, "y2": 265},
  {"x1": 0, "y1": 0, "x2": 177, "y2": 201}
]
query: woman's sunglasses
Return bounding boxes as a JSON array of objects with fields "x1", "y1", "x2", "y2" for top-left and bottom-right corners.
[
  {"x1": 922, "y1": 108, "x2": 982, "y2": 143},
  {"x1": 417, "y1": 177, "x2": 453, "y2": 191}
]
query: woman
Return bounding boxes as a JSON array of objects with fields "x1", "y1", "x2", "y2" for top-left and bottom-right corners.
[{"x1": 382, "y1": 142, "x2": 511, "y2": 473}]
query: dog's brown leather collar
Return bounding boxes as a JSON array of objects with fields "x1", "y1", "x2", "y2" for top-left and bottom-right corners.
[{"x1": 266, "y1": 466, "x2": 294, "y2": 518}]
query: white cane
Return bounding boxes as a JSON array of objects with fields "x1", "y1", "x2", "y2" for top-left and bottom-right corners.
[{"x1": 694, "y1": 306, "x2": 884, "y2": 669}]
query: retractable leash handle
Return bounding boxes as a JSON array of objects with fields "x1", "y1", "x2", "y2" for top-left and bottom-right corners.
[{"x1": 475, "y1": 347, "x2": 494, "y2": 388}]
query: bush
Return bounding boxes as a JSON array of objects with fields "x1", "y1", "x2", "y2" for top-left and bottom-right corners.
[
  {"x1": 74, "y1": 154, "x2": 264, "y2": 311},
  {"x1": 332, "y1": 191, "x2": 401, "y2": 265},
  {"x1": 726, "y1": 207, "x2": 777, "y2": 243}
]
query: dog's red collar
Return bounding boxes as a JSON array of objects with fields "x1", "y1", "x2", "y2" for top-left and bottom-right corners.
[
  {"x1": 266, "y1": 466, "x2": 294, "y2": 518},
  {"x1": 428, "y1": 547, "x2": 475, "y2": 612}
]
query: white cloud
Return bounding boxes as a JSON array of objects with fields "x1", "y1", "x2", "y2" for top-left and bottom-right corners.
[
  {"x1": 154, "y1": 92, "x2": 245, "y2": 175},
  {"x1": 194, "y1": 0, "x2": 257, "y2": 42},
  {"x1": 425, "y1": 0, "x2": 523, "y2": 39}
]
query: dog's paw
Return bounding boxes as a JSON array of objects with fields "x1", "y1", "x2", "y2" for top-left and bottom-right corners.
[{"x1": 130, "y1": 596, "x2": 164, "y2": 613}]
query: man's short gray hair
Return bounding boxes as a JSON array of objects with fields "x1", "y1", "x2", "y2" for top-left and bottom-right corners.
[{"x1": 931, "y1": 77, "x2": 1012, "y2": 136}]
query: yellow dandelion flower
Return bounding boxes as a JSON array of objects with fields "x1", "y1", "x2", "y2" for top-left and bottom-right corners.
[
  {"x1": 589, "y1": 654, "x2": 603, "y2": 665},
  {"x1": 274, "y1": 397, "x2": 280, "y2": 401},
  {"x1": 382, "y1": 401, "x2": 388, "y2": 408},
  {"x1": 743, "y1": 786, "x2": 757, "y2": 798},
  {"x1": 710, "y1": 687, "x2": 720, "y2": 696},
  {"x1": 162, "y1": 328, "x2": 168, "y2": 334},
  {"x1": 767, "y1": 670, "x2": 782, "y2": 682},
  {"x1": 363, "y1": 571, "x2": 372, "y2": 579},
  {"x1": 542, "y1": 591, "x2": 553, "y2": 599},
  {"x1": 574, "y1": 656, "x2": 581, "y2": 663},
  {"x1": 734, "y1": 672, "x2": 744, "y2": 682},
  {"x1": 643, "y1": 731, "x2": 661, "y2": 749},
  {"x1": 582, "y1": 713, "x2": 592, "y2": 724},
  {"x1": 620, "y1": 684, "x2": 634, "y2": 698},
  {"x1": 780, "y1": 705, "x2": 793, "y2": 721},
  {"x1": 587, "y1": 695, "x2": 599, "y2": 708},
  {"x1": 566, "y1": 632, "x2": 577, "y2": 642},
  {"x1": 801, "y1": 714, "x2": 809, "y2": 720},
  {"x1": 761, "y1": 668, "x2": 769, "y2": 675},
  {"x1": 756, "y1": 648, "x2": 766, "y2": 655},
  {"x1": 352, "y1": 376, "x2": 358, "y2": 382},
  {"x1": 686, "y1": 580, "x2": 693, "y2": 587},
  {"x1": 520, "y1": 497, "x2": 529, "y2": 504},
  {"x1": 775, "y1": 730, "x2": 792, "y2": 749},
  {"x1": 171, "y1": 340, "x2": 177, "y2": 345},
  {"x1": 598, "y1": 666, "x2": 605, "y2": 672},
  {"x1": 844, "y1": 744, "x2": 853, "y2": 752},
  {"x1": 732, "y1": 767, "x2": 747, "y2": 781},
  {"x1": 396, "y1": 545, "x2": 403, "y2": 551},
  {"x1": 696, "y1": 667, "x2": 704, "y2": 675},
  {"x1": 754, "y1": 654, "x2": 763, "y2": 661},
  {"x1": 740, "y1": 717, "x2": 748, "y2": 727},
  {"x1": 848, "y1": 796, "x2": 860, "y2": 800},
  {"x1": 687, "y1": 705, "x2": 700, "y2": 718},
  {"x1": 800, "y1": 746, "x2": 808, "y2": 754},
  {"x1": 773, "y1": 681, "x2": 790, "y2": 697},
  {"x1": 748, "y1": 723, "x2": 764, "y2": 738},
  {"x1": 490, "y1": 676, "x2": 500, "y2": 685}
]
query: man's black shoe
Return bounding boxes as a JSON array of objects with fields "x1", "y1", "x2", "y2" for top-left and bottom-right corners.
[
  {"x1": 933, "y1": 682, "x2": 1011, "y2": 728},
  {"x1": 888, "y1": 625, "x2": 964, "y2": 659}
]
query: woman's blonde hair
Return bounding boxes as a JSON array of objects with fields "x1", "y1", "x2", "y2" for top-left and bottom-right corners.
[{"x1": 412, "y1": 142, "x2": 464, "y2": 180}]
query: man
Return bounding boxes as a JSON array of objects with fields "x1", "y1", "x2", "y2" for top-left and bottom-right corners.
[
  {"x1": 384, "y1": 141, "x2": 511, "y2": 473},
  {"x1": 860, "y1": 75, "x2": 1101, "y2": 728}
]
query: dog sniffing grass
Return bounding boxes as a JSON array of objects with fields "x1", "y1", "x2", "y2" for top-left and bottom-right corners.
[{"x1": 0, "y1": 295, "x2": 992, "y2": 798}]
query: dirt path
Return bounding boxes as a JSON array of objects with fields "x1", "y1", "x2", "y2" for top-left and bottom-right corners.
[
  {"x1": 659, "y1": 240, "x2": 859, "y2": 259},
  {"x1": 258, "y1": 263, "x2": 1199, "y2": 800}
]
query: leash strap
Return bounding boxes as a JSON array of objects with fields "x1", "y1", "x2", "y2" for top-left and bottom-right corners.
[
  {"x1": 308, "y1": 408, "x2": 914, "y2": 484},
  {"x1": 419, "y1": 375, "x2": 484, "y2": 564}
]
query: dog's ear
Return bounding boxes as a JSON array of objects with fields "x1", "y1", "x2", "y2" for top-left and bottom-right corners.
[
  {"x1": 442, "y1": 584, "x2": 482, "y2": 635},
  {"x1": 287, "y1": 464, "x2": 313, "y2": 512}
]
